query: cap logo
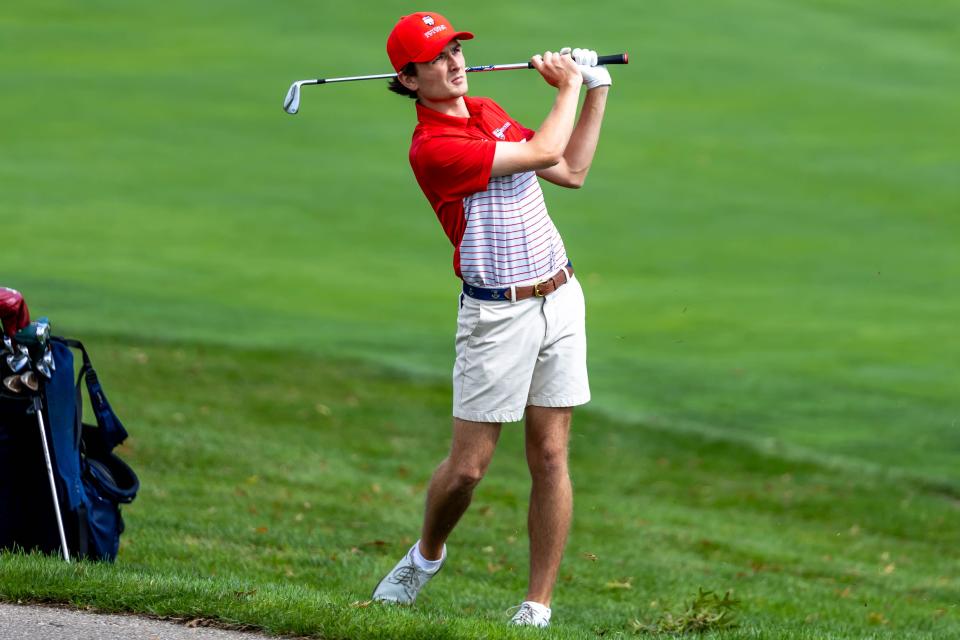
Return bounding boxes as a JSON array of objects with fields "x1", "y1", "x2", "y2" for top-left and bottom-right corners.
[{"x1": 422, "y1": 15, "x2": 435, "y2": 26}]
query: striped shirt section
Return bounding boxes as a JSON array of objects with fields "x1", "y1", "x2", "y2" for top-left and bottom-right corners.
[{"x1": 459, "y1": 171, "x2": 568, "y2": 287}]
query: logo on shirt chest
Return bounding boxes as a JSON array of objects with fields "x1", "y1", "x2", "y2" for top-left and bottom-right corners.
[{"x1": 492, "y1": 121, "x2": 511, "y2": 140}]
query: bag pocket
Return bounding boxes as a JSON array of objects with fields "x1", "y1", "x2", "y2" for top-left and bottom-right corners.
[
  {"x1": 82, "y1": 480, "x2": 121, "y2": 561},
  {"x1": 82, "y1": 453, "x2": 139, "y2": 561}
]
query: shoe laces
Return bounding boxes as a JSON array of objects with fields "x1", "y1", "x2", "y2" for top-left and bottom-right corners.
[
  {"x1": 389, "y1": 565, "x2": 425, "y2": 588},
  {"x1": 514, "y1": 603, "x2": 535, "y2": 624},
  {"x1": 508, "y1": 602, "x2": 542, "y2": 625}
]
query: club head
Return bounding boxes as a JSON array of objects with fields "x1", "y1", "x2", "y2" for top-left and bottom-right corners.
[
  {"x1": 6, "y1": 351, "x2": 29, "y2": 374},
  {"x1": 35, "y1": 355, "x2": 52, "y2": 380},
  {"x1": 3, "y1": 374, "x2": 23, "y2": 394},
  {"x1": 43, "y1": 346, "x2": 56, "y2": 373},
  {"x1": 0, "y1": 286, "x2": 30, "y2": 337},
  {"x1": 37, "y1": 316, "x2": 51, "y2": 343},
  {"x1": 283, "y1": 81, "x2": 303, "y2": 115},
  {"x1": 21, "y1": 370, "x2": 39, "y2": 392},
  {"x1": 2, "y1": 335, "x2": 14, "y2": 355},
  {"x1": 15, "y1": 317, "x2": 50, "y2": 350},
  {"x1": 2, "y1": 376, "x2": 19, "y2": 393}
]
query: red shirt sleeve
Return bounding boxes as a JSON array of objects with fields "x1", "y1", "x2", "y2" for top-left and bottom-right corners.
[
  {"x1": 412, "y1": 134, "x2": 496, "y2": 203},
  {"x1": 508, "y1": 110, "x2": 535, "y2": 141}
]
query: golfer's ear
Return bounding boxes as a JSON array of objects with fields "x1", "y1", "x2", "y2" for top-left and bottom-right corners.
[{"x1": 398, "y1": 72, "x2": 418, "y2": 92}]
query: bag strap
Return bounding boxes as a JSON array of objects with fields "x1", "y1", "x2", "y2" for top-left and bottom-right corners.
[{"x1": 53, "y1": 336, "x2": 129, "y2": 451}]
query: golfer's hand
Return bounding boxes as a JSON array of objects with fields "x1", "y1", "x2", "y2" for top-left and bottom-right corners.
[
  {"x1": 531, "y1": 50, "x2": 582, "y2": 91},
  {"x1": 560, "y1": 46, "x2": 612, "y2": 90}
]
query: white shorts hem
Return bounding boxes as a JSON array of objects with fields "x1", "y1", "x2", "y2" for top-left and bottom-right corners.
[
  {"x1": 453, "y1": 408, "x2": 526, "y2": 424},
  {"x1": 526, "y1": 393, "x2": 591, "y2": 408}
]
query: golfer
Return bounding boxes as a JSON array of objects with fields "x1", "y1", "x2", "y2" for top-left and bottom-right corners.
[{"x1": 371, "y1": 12, "x2": 611, "y2": 628}]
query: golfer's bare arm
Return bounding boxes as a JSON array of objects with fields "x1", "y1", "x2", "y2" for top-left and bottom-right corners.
[
  {"x1": 536, "y1": 86, "x2": 608, "y2": 188},
  {"x1": 490, "y1": 52, "x2": 582, "y2": 178}
]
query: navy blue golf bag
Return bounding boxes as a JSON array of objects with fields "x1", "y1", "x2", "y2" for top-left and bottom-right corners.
[{"x1": 0, "y1": 337, "x2": 139, "y2": 561}]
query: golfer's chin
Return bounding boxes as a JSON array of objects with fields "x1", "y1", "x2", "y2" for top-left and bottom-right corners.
[{"x1": 419, "y1": 81, "x2": 469, "y2": 104}]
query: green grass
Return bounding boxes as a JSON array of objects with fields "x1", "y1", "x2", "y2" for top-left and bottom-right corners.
[
  {"x1": 2, "y1": 0, "x2": 958, "y2": 481},
  {"x1": 1, "y1": 0, "x2": 959, "y2": 636},
  {"x1": 2, "y1": 337, "x2": 958, "y2": 638}
]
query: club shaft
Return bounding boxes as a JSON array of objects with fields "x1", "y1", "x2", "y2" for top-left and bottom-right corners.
[
  {"x1": 33, "y1": 397, "x2": 70, "y2": 562},
  {"x1": 471, "y1": 54, "x2": 629, "y2": 73},
  {"x1": 466, "y1": 63, "x2": 529, "y2": 72},
  {"x1": 313, "y1": 73, "x2": 396, "y2": 84}
]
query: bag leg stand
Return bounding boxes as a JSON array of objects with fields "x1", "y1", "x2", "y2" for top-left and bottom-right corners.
[{"x1": 28, "y1": 395, "x2": 70, "y2": 562}]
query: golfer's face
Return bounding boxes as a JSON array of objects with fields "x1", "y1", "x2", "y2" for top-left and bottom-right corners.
[{"x1": 415, "y1": 40, "x2": 468, "y2": 100}]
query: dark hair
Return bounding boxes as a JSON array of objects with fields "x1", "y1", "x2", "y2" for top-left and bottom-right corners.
[{"x1": 388, "y1": 62, "x2": 418, "y2": 99}]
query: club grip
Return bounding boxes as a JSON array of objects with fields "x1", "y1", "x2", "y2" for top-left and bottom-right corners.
[
  {"x1": 526, "y1": 53, "x2": 629, "y2": 68},
  {"x1": 597, "y1": 53, "x2": 628, "y2": 65}
]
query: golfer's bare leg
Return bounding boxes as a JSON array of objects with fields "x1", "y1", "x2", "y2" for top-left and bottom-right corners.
[
  {"x1": 419, "y1": 418, "x2": 502, "y2": 560},
  {"x1": 523, "y1": 405, "x2": 573, "y2": 607}
]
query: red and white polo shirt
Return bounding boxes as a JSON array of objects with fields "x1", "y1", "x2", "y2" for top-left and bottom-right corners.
[{"x1": 410, "y1": 96, "x2": 569, "y2": 287}]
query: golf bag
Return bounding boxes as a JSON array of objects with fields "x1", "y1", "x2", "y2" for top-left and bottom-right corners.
[{"x1": 0, "y1": 336, "x2": 139, "y2": 561}]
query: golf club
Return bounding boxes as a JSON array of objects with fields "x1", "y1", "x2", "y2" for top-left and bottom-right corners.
[
  {"x1": 283, "y1": 52, "x2": 629, "y2": 114},
  {"x1": 27, "y1": 395, "x2": 71, "y2": 562},
  {"x1": 3, "y1": 374, "x2": 22, "y2": 394},
  {"x1": 35, "y1": 355, "x2": 52, "y2": 380},
  {"x1": 0, "y1": 286, "x2": 29, "y2": 337},
  {"x1": 39, "y1": 346, "x2": 55, "y2": 377},
  {"x1": 6, "y1": 348, "x2": 29, "y2": 374},
  {"x1": 21, "y1": 370, "x2": 39, "y2": 392},
  {"x1": 15, "y1": 318, "x2": 50, "y2": 357}
]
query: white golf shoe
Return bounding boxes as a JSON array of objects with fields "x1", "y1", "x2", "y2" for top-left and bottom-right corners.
[
  {"x1": 508, "y1": 601, "x2": 552, "y2": 627},
  {"x1": 371, "y1": 544, "x2": 445, "y2": 604}
]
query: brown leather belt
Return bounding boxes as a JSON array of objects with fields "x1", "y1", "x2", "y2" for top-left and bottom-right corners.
[{"x1": 462, "y1": 264, "x2": 574, "y2": 302}]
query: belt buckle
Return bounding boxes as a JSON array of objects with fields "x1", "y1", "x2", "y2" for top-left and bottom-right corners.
[{"x1": 534, "y1": 281, "x2": 546, "y2": 297}]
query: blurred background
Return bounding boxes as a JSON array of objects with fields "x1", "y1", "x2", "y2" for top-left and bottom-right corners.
[{"x1": 2, "y1": 0, "x2": 958, "y2": 481}]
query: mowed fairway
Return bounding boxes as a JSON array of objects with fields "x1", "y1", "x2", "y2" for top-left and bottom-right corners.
[{"x1": 1, "y1": 1, "x2": 958, "y2": 638}]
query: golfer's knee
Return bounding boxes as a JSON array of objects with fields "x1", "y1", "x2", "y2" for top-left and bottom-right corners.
[
  {"x1": 528, "y1": 445, "x2": 568, "y2": 477},
  {"x1": 449, "y1": 464, "x2": 486, "y2": 492}
]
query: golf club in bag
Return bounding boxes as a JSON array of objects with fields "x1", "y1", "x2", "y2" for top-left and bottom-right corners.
[{"x1": 0, "y1": 329, "x2": 139, "y2": 562}]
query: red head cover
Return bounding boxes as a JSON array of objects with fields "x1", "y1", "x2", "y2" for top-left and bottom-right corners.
[{"x1": 0, "y1": 287, "x2": 30, "y2": 337}]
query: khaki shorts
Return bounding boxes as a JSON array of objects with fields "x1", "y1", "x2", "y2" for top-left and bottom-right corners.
[{"x1": 452, "y1": 276, "x2": 590, "y2": 423}]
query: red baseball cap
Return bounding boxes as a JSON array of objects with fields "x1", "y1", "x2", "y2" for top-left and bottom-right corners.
[{"x1": 387, "y1": 12, "x2": 474, "y2": 72}]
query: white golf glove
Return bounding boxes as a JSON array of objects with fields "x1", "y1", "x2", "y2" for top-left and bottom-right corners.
[{"x1": 560, "y1": 46, "x2": 611, "y2": 90}]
